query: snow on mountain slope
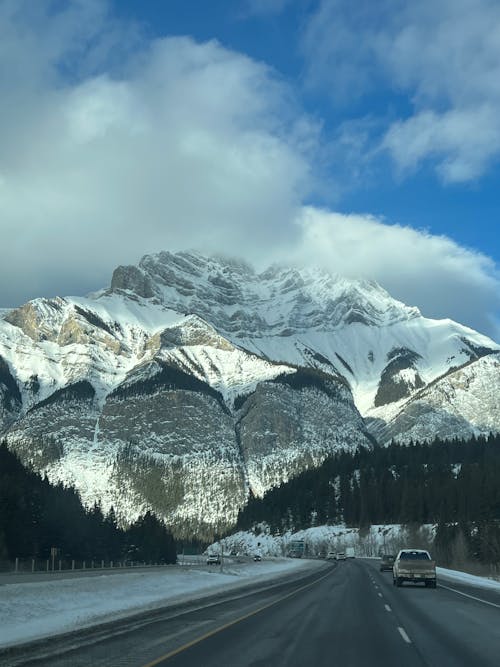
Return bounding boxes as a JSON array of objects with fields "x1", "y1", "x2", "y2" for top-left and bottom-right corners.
[
  {"x1": 110, "y1": 251, "x2": 499, "y2": 419},
  {"x1": 0, "y1": 294, "x2": 185, "y2": 414},
  {"x1": 237, "y1": 318, "x2": 496, "y2": 418},
  {"x1": 370, "y1": 353, "x2": 500, "y2": 445}
]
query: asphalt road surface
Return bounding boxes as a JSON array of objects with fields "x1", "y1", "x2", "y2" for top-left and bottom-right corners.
[{"x1": 4, "y1": 558, "x2": 500, "y2": 667}]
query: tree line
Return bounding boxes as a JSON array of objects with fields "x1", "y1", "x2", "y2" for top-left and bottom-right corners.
[
  {"x1": 0, "y1": 442, "x2": 177, "y2": 565},
  {"x1": 236, "y1": 434, "x2": 500, "y2": 566}
]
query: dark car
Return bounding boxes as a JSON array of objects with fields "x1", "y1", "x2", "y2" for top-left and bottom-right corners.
[{"x1": 379, "y1": 554, "x2": 395, "y2": 571}]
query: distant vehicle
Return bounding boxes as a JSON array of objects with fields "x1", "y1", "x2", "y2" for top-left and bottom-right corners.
[
  {"x1": 206, "y1": 554, "x2": 221, "y2": 565},
  {"x1": 326, "y1": 551, "x2": 336, "y2": 560},
  {"x1": 253, "y1": 554, "x2": 262, "y2": 562},
  {"x1": 336, "y1": 552, "x2": 347, "y2": 560},
  {"x1": 393, "y1": 549, "x2": 437, "y2": 588},
  {"x1": 379, "y1": 554, "x2": 395, "y2": 571},
  {"x1": 345, "y1": 547, "x2": 355, "y2": 558},
  {"x1": 288, "y1": 539, "x2": 305, "y2": 558}
]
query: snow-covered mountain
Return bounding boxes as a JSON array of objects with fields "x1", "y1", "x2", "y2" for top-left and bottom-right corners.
[
  {"x1": 368, "y1": 353, "x2": 500, "y2": 444},
  {"x1": 0, "y1": 284, "x2": 371, "y2": 535},
  {"x1": 109, "y1": 251, "x2": 500, "y2": 426},
  {"x1": 1, "y1": 251, "x2": 499, "y2": 533}
]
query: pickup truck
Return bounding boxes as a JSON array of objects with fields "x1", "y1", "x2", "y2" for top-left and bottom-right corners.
[{"x1": 393, "y1": 549, "x2": 437, "y2": 588}]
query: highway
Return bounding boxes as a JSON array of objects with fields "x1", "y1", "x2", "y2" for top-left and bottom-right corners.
[{"x1": 4, "y1": 558, "x2": 500, "y2": 667}]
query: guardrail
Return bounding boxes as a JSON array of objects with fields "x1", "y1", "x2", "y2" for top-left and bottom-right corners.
[{"x1": 0, "y1": 558, "x2": 175, "y2": 574}]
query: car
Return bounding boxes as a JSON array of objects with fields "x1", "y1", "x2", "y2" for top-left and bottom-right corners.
[
  {"x1": 379, "y1": 554, "x2": 395, "y2": 571},
  {"x1": 336, "y1": 552, "x2": 347, "y2": 560},
  {"x1": 326, "y1": 551, "x2": 336, "y2": 560},
  {"x1": 206, "y1": 554, "x2": 221, "y2": 565},
  {"x1": 253, "y1": 554, "x2": 262, "y2": 561}
]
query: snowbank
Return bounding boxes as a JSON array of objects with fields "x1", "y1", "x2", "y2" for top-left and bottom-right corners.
[{"x1": 437, "y1": 567, "x2": 500, "y2": 591}]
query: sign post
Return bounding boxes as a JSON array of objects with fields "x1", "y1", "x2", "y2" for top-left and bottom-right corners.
[{"x1": 50, "y1": 547, "x2": 57, "y2": 572}]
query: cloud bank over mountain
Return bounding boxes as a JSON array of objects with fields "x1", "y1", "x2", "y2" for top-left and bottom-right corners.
[{"x1": 0, "y1": 0, "x2": 498, "y2": 339}]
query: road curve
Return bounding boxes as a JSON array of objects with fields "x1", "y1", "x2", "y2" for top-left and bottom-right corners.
[{"x1": 4, "y1": 559, "x2": 500, "y2": 667}]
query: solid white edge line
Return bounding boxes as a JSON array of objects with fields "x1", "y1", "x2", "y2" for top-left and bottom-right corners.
[
  {"x1": 384, "y1": 604, "x2": 392, "y2": 612},
  {"x1": 398, "y1": 627, "x2": 411, "y2": 644},
  {"x1": 439, "y1": 584, "x2": 500, "y2": 609}
]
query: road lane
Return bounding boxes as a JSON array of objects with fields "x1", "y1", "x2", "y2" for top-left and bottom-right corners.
[
  {"x1": 144, "y1": 560, "x2": 423, "y2": 667},
  {"x1": 363, "y1": 558, "x2": 500, "y2": 666}
]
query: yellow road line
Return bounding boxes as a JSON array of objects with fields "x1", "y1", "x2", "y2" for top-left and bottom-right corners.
[{"x1": 141, "y1": 567, "x2": 334, "y2": 667}]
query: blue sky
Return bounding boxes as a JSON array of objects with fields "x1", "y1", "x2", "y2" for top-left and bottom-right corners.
[{"x1": 0, "y1": 0, "x2": 499, "y2": 338}]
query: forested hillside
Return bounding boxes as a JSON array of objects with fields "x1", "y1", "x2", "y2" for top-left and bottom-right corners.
[
  {"x1": 237, "y1": 435, "x2": 500, "y2": 566},
  {"x1": 0, "y1": 443, "x2": 177, "y2": 566}
]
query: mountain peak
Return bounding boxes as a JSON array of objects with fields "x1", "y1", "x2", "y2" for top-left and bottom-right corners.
[{"x1": 109, "y1": 251, "x2": 421, "y2": 336}]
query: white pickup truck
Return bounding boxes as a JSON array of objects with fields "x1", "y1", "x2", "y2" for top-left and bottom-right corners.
[{"x1": 393, "y1": 549, "x2": 437, "y2": 588}]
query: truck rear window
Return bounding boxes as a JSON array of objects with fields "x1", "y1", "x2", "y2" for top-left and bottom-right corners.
[{"x1": 400, "y1": 551, "x2": 430, "y2": 560}]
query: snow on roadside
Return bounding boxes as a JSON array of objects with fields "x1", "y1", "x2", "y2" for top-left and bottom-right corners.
[
  {"x1": 0, "y1": 558, "x2": 322, "y2": 649},
  {"x1": 437, "y1": 567, "x2": 500, "y2": 592}
]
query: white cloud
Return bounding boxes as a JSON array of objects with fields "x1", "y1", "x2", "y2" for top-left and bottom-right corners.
[
  {"x1": 383, "y1": 107, "x2": 500, "y2": 182},
  {"x1": 0, "y1": 1, "x2": 316, "y2": 305},
  {"x1": 289, "y1": 207, "x2": 500, "y2": 337},
  {"x1": 301, "y1": 0, "x2": 500, "y2": 182}
]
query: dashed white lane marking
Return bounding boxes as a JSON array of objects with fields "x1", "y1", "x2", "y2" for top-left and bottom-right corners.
[
  {"x1": 378, "y1": 592, "x2": 383, "y2": 598},
  {"x1": 384, "y1": 604, "x2": 392, "y2": 612},
  {"x1": 439, "y1": 584, "x2": 500, "y2": 609},
  {"x1": 398, "y1": 627, "x2": 412, "y2": 644}
]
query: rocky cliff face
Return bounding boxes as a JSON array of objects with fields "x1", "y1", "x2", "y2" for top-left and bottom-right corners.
[
  {"x1": 109, "y1": 251, "x2": 422, "y2": 336},
  {"x1": 1, "y1": 251, "x2": 499, "y2": 534}
]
